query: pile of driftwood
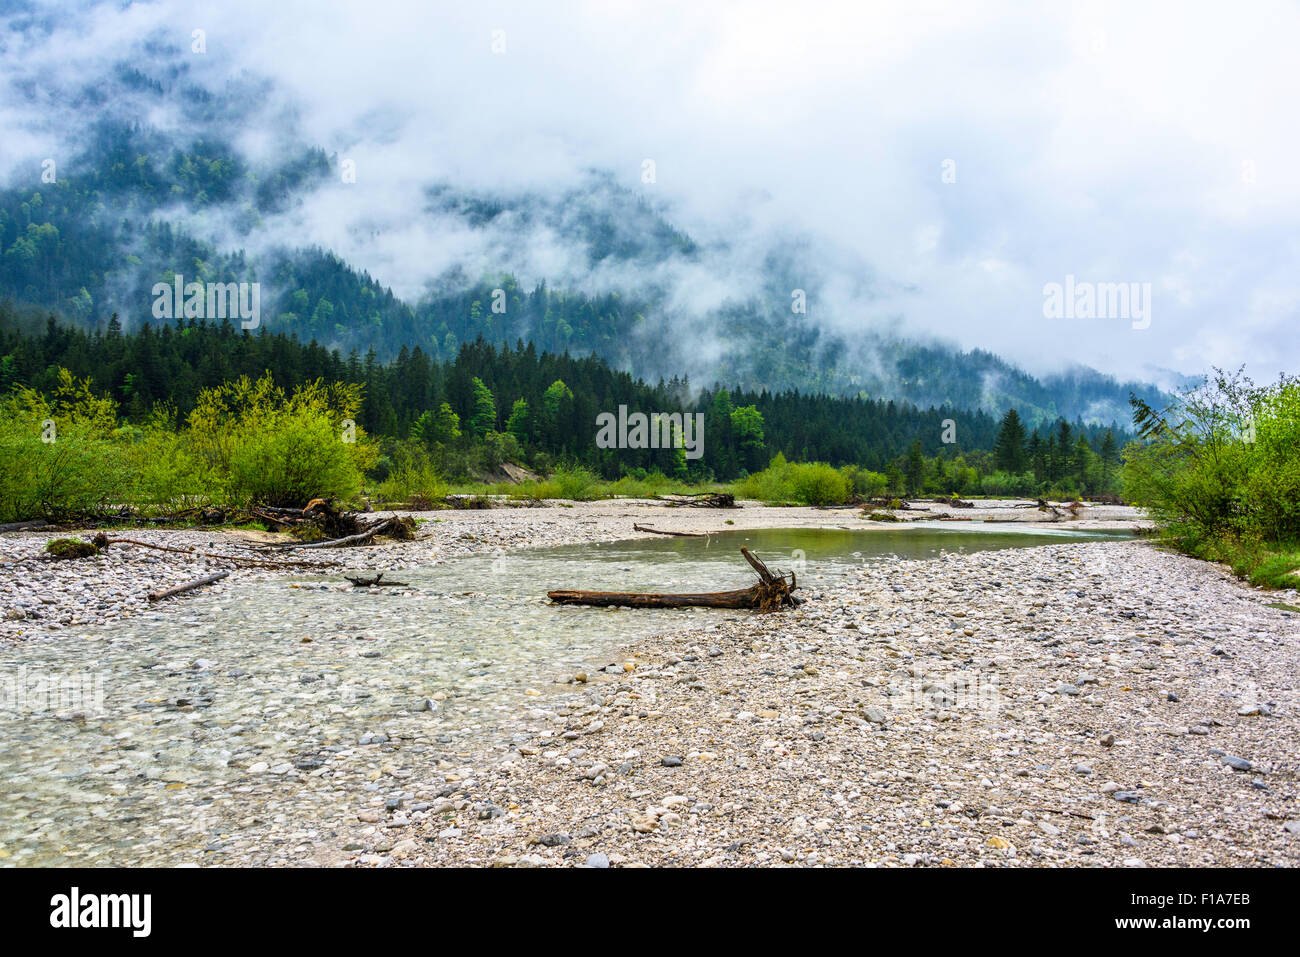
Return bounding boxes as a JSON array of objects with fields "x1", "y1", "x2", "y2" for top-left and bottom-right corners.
[
  {"x1": 1010, "y1": 498, "x2": 1086, "y2": 520},
  {"x1": 244, "y1": 500, "x2": 415, "y2": 549},
  {"x1": 933, "y1": 496, "x2": 976, "y2": 508},
  {"x1": 548, "y1": 547, "x2": 799, "y2": 611},
  {"x1": 862, "y1": 497, "x2": 929, "y2": 512},
  {"x1": 657, "y1": 492, "x2": 736, "y2": 508}
]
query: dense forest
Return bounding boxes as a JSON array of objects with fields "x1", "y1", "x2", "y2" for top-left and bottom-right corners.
[{"x1": 1, "y1": 301, "x2": 1126, "y2": 498}]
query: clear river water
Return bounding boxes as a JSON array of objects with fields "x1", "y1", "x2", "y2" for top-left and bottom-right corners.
[{"x1": 0, "y1": 523, "x2": 1130, "y2": 865}]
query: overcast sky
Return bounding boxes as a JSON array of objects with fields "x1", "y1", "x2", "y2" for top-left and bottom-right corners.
[{"x1": 3, "y1": 0, "x2": 1298, "y2": 384}]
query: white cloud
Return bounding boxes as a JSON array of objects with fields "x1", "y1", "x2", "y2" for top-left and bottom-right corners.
[{"x1": 2, "y1": 0, "x2": 1297, "y2": 383}]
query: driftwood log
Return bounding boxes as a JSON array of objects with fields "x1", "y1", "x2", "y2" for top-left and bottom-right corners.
[
  {"x1": 632, "y1": 523, "x2": 708, "y2": 538},
  {"x1": 0, "y1": 519, "x2": 48, "y2": 533},
  {"x1": 148, "y1": 570, "x2": 230, "y2": 602},
  {"x1": 548, "y1": 547, "x2": 798, "y2": 611}
]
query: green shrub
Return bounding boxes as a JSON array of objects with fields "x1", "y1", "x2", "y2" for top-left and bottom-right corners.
[
  {"x1": 979, "y1": 470, "x2": 1036, "y2": 497},
  {"x1": 1124, "y1": 370, "x2": 1300, "y2": 587},
  {"x1": 840, "y1": 465, "x2": 889, "y2": 500},
  {"x1": 0, "y1": 373, "x2": 126, "y2": 522},
  {"x1": 733, "y1": 456, "x2": 854, "y2": 505},
  {"x1": 187, "y1": 373, "x2": 374, "y2": 508},
  {"x1": 607, "y1": 470, "x2": 686, "y2": 499},
  {"x1": 222, "y1": 408, "x2": 362, "y2": 507},
  {"x1": 375, "y1": 444, "x2": 448, "y2": 506},
  {"x1": 119, "y1": 409, "x2": 214, "y2": 509},
  {"x1": 512, "y1": 479, "x2": 562, "y2": 501},
  {"x1": 791, "y1": 462, "x2": 850, "y2": 505},
  {"x1": 552, "y1": 466, "x2": 602, "y2": 501}
]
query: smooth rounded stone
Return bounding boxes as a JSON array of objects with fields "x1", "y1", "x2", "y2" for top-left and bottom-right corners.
[
  {"x1": 585, "y1": 852, "x2": 610, "y2": 868},
  {"x1": 1221, "y1": 755, "x2": 1253, "y2": 771},
  {"x1": 661, "y1": 756, "x2": 683, "y2": 767}
]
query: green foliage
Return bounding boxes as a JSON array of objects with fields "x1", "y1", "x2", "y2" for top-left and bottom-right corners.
[
  {"x1": 552, "y1": 466, "x2": 603, "y2": 501},
  {"x1": 904, "y1": 440, "x2": 926, "y2": 495},
  {"x1": 186, "y1": 373, "x2": 374, "y2": 507},
  {"x1": 839, "y1": 465, "x2": 889, "y2": 500},
  {"x1": 729, "y1": 404, "x2": 766, "y2": 472},
  {"x1": 1, "y1": 306, "x2": 1135, "y2": 502},
  {"x1": 735, "y1": 456, "x2": 854, "y2": 506},
  {"x1": 412, "y1": 402, "x2": 461, "y2": 449},
  {"x1": 477, "y1": 430, "x2": 522, "y2": 471},
  {"x1": 468, "y1": 377, "x2": 496, "y2": 437},
  {"x1": 376, "y1": 444, "x2": 449, "y2": 507},
  {"x1": 225, "y1": 408, "x2": 363, "y2": 508},
  {"x1": 505, "y1": 397, "x2": 531, "y2": 443},
  {"x1": 0, "y1": 371, "x2": 127, "y2": 522},
  {"x1": 980, "y1": 469, "x2": 1037, "y2": 497},
  {"x1": 1123, "y1": 369, "x2": 1300, "y2": 587}
]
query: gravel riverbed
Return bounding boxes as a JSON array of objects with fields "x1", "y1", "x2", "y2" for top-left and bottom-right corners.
[
  {"x1": 3, "y1": 500, "x2": 1297, "y2": 867},
  {"x1": 0, "y1": 498, "x2": 1144, "y2": 643},
  {"x1": 376, "y1": 541, "x2": 1300, "y2": 868}
]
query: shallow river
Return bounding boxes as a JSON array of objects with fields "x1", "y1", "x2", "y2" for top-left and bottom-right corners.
[{"x1": 0, "y1": 524, "x2": 1128, "y2": 865}]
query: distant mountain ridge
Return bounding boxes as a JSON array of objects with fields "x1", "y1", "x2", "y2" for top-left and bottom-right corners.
[{"x1": 0, "y1": 33, "x2": 1169, "y2": 425}]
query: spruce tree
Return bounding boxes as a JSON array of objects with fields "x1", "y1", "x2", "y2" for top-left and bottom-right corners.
[{"x1": 993, "y1": 408, "x2": 1027, "y2": 473}]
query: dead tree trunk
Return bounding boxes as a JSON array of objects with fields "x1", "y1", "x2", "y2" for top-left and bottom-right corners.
[{"x1": 547, "y1": 547, "x2": 799, "y2": 611}]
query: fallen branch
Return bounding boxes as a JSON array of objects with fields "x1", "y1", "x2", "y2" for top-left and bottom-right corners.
[
  {"x1": 547, "y1": 546, "x2": 798, "y2": 611},
  {"x1": 102, "y1": 536, "x2": 329, "y2": 569},
  {"x1": 632, "y1": 523, "x2": 708, "y2": 538},
  {"x1": 259, "y1": 525, "x2": 384, "y2": 551},
  {"x1": 148, "y1": 571, "x2": 229, "y2": 602}
]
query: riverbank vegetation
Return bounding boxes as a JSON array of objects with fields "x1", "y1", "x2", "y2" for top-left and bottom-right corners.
[
  {"x1": 2, "y1": 306, "x2": 1132, "y2": 521},
  {"x1": 1123, "y1": 369, "x2": 1300, "y2": 588}
]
